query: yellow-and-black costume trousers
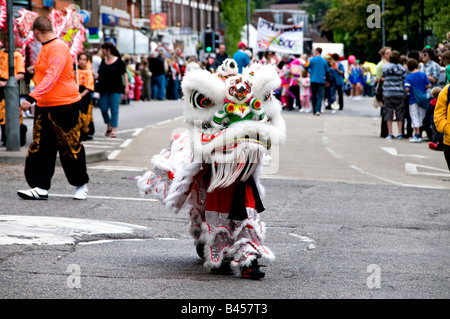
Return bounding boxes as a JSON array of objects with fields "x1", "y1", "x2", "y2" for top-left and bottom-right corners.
[
  {"x1": 25, "y1": 101, "x2": 89, "y2": 190},
  {"x1": 79, "y1": 86, "x2": 95, "y2": 140}
]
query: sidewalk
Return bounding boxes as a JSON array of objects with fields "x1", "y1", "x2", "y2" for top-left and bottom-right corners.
[{"x1": 0, "y1": 118, "x2": 108, "y2": 165}]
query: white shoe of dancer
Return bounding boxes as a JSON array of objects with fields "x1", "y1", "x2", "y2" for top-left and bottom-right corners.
[{"x1": 74, "y1": 184, "x2": 88, "y2": 200}]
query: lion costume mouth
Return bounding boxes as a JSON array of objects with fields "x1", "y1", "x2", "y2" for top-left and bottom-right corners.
[
  {"x1": 198, "y1": 124, "x2": 272, "y2": 192},
  {"x1": 217, "y1": 137, "x2": 269, "y2": 154},
  {"x1": 206, "y1": 140, "x2": 265, "y2": 192}
]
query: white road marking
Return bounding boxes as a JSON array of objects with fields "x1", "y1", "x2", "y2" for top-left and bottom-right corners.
[
  {"x1": 381, "y1": 147, "x2": 427, "y2": 159},
  {"x1": 289, "y1": 233, "x2": 314, "y2": 242},
  {"x1": 156, "y1": 119, "x2": 173, "y2": 125},
  {"x1": 116, "y1": 128, "x2": 141, "y2": 135},
  {"x1": 132, "y1": 128, "x2": 144, "y2": 136},
  {"x1": 350, "y1": 165, "x2": 411, "y2": 186},
  {"x1": 83, "y1": 140, "x2": 122, "y2": 145},
  {"x1": 108, "y1": 150, "x2": 121, "y2": 160},
  {"x1": 79, "y1": 239, "x2": 145, "y2": 246},
  {"x1": 322, "y1": 135, "x2": 343, "y2": 159},
  {"x1": 405, "y1": 162, "x2": 450, "y2": 177},
  {"x1": 80, "y1": 237, "x2": 178, "y2": 246},
  {"x1": 288, "y1": 233, "x2": 316, "y2": 250},
  {"x1": 88, "y1": 165, "x2": 148, "y2": 172},
  {"x1": 349, "y1": 165, "x2": 447, "y2": 189},
  {"x1": 50, "y1": 193, "x2": 158, "y2": 202},
  {"x1": 0, "y1": 215, "x2": 148, "y2": 245},
  {"x1": 324, "y1": 146, "x2": 344, "y2": 159},
  {"x1": 120, "y1": 138, "x2": 133, "y2": 148}
]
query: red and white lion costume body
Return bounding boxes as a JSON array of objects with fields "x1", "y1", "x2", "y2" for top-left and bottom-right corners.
[{"x1": 137, "y1": 59, "x2": 286, "y2": 279}]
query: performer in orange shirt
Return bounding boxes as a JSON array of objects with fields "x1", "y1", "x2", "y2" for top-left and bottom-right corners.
[
  {"x1": 75, "y1": 52, "x2": 95, "y2": 141},
  {"x1": 18, "y1": 16, "x2": 89, "y2": 200}
]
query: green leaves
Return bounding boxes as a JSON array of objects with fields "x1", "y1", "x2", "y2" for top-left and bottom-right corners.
[
  {"x1": 221, "y1": 0, "x2": 252, "y2": 55},
  {"x1": 322, "y1": 0, "x2": 447, "y2": 61}
]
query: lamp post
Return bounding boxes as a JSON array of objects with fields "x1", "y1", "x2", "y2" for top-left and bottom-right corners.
[
  {"x1": 246, "y1": 0, "x2": 249, "y2": 47},
  {"x1": 5, "y1": 0, "x2": 20, "y2": 151},
  {"x1": 382, "y1": 0, "x2": 385, "y2": 48}
]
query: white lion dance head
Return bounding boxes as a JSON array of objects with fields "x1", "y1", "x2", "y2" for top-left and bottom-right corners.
[
  {"x1": 137, "y1": 58, "x2": 286, "y2": 279},
  {"x1": 182, "y1": 59, "x2": 286, "y2": 191}
]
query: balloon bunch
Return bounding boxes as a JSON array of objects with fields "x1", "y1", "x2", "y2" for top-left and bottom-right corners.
[
  {"x1": 49, "y1": 8, "x2": 86, "y2": 59},
  {"x1": 0, "y1": 0, "x2": 6, "y2": 30},
  {"x1": 14, "y1": 8, "x2": 39, "y2": 55},
  {"x1": 0, "y1": 6, "x2": 86, "y2": 59}
]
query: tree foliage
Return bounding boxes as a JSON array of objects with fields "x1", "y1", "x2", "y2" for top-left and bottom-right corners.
[
  {"x1": 322, "y1": 0, "x2": 449, "y2": 62},
  {"x1": 221, "y1": 0, "x2": 255, "y2": 55},
  {"x1": 302, "y1": 0, "x2": 333, "y2": 22},
  {"x1": 424, "y1": 0, "x2": 450, "y2": 42}
]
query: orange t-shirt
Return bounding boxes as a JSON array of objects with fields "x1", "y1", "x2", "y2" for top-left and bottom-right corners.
[
  {"x1": 30, "y1": 38, "x2": 80, "y2": 107},
  {"x1": 0, "y1": 50, "x2": 26, "y2": 79},
  {"x1": 75, "y1": 67, "x2": 95, "y2": 92}
]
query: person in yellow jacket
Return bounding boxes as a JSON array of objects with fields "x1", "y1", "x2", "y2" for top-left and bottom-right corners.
[{"x1": 434, "y1": 84, "x2": 450, "y2": 170}]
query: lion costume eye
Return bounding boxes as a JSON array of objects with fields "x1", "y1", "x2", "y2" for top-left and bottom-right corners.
[{"x1": 191, "y1": 91, "x2": 214, "y2": 109}]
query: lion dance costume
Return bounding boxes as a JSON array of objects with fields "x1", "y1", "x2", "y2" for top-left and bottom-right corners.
[{"x1": 137, "y1": 59, "x2": 286, "y2": 279}]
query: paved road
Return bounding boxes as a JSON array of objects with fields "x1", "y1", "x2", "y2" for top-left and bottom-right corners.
[{"x1": 0, "y1": 96, "x2": 448, "y2": 303}]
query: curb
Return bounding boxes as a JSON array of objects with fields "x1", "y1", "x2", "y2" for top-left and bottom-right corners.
[{"x1": 0, "y1": 149, "x2": 108, "y2": 165}]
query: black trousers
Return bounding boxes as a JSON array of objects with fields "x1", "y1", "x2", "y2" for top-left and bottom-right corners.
[
  {"x1": 310, "y1": 83, "x2": 325, "y2": 114},
  {"x1": 25, "y1": 101, "x2": 89, "y2": 190},
  {"x1": 288, "y1": 85, "x2": 301, "y2": 110},
  {"x1": 336, "y1": 84, "x2": 344, "y2": 110}
]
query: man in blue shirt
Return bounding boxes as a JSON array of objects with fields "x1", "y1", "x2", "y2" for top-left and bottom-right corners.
[
  {"x1": 233, "y1": 42, "x2": 250, "y2": 73},
  {"x1": 306, "y1": 48, "x2": 330, "y2": 115}
]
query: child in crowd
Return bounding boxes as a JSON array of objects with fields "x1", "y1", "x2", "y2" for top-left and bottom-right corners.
[
  {"x1": 429, "y1": 86, "x2": 444, "y2": 150},
  {"x1": 443, "y1": 51, "x2": 450, "y2": 84},
  {"x1": 349, "y1": 59, "x2": 364, "y2": 100},
  {"x1": 404, "y1": 58, "x2": 430, "y2": 143},
  {"x1": 75, "y1": 52, "x2": 95, "y2": 141},
  {"x1": 299, "y1": 69, "x2": 311, "y2": 113},
  {"x1": 279, "y1": 63, "x2": 290, "y2": 109},
  {"x1": 134, "y1": 63, "x2": 142, "y2": 102},
  {"x1": 288, "y1": 61, "x2": 302, "y2": 110}
]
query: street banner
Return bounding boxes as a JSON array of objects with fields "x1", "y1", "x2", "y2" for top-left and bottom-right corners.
[
  {"x1": 150, "y1": 13, "x2": 167, "y2": 30},
  {"x1": 256, "y1": 17, "x2": 303, "y2": 54}
]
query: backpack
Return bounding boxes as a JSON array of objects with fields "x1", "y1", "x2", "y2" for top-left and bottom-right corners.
[{"x1": 412, "y1": 87, "x2": 429, "y2": 109}]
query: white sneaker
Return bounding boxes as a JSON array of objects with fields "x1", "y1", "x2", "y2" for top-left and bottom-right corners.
[
  {"x1": 74, "y1": 184, "x2": 88, "y2": 200},
  {"x1": 409, "y1": 136, "x2": 422, "y2": 143},
  {"x1": 17, "y1": 187, "x2": 48, "y2": 200}
]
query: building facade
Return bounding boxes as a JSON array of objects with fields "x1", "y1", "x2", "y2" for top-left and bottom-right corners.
[{"x1": 10, "y1": 0, "x2": 220, "y2": 55}]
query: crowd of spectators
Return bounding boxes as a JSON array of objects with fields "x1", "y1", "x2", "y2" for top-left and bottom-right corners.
[{"x1": 374, "y1": 35, "x2": 450, "y2": 152}]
